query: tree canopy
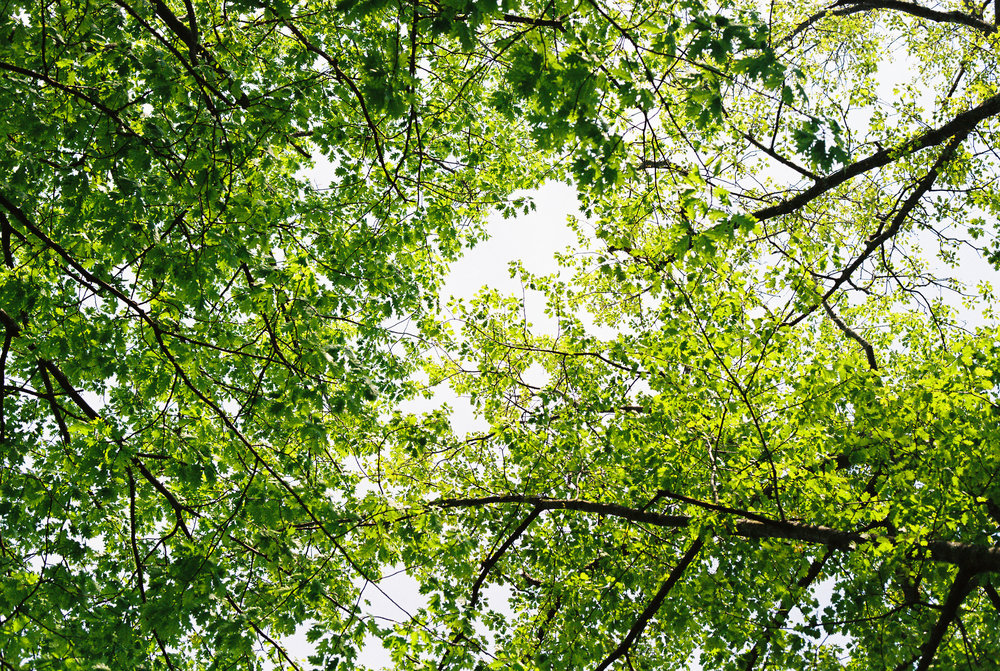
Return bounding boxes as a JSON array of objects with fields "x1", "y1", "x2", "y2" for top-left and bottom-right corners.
[{"x1": 2, "y1": 0, "x2": 1000, "y2": 669}]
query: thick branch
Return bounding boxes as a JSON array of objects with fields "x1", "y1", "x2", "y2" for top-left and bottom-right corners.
[
  {"x1": 784, "y1": 133, "x2": 967, "y2": 327},
  {"x1": 831, "y1": 0, "x2": 996, "y2": 34},
  {"x1": 502, "y1": 14, "x2": 566, "y2": 31},
  {"x1": 152, "y1": 0, "x2": 200, "y2": 60},
  {"x1": 983, "y1": 580, "x2": 1000, "y2": 612},
  {"x1": 784, "y1": 0, "x2": 994, "y2": 44},
  {"x1": 433, "y1": 495, "x2": 1000, "y2": 573},
  {"x1": 751, "y1": 93, "x2": 999, "y2": 223},
  {"x1": 905, "y1": 569, "x2": 976, "y2": 671}
]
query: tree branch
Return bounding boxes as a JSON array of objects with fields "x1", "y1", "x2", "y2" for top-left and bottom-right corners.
[
  {"x1": 983, "y1": 580, "x2": 1000, "y2": 612},
  {"x1": 433, "y1": 495, "x2": 1000, "y2": 572},
  {"x1": 904, "y1": 568, "x2": 976, "y2": 671},
  {"x1": 265, "y1": 4, "x2": 407, "y2": 201},
  {"x1": 784, "y1": 132, "x2": 967, "y2": 327},
  {"x1": 784, "y1": 0, "x2": 994, "y2": 44},
  {"x1": 822, "y1": 300, "x2": 878, "y2": 370},
  {"x1": 752, "y1": 94, "x2": 998, "y2": 223},
  {"x1": 470, "y1": 506, "x2": 542, "y2": 607},
  {"x1": 502, "y1": 14, "x2": 566, "y2": 31},
  {"x1": 741, "y1": 549, "x2": 833, "y2": 670},
  {"x1": 742, "y1": 132, "x2": 819, "y2": 181},
  {"x1": 831, "y1": 0, "x2": 996, "y2": 34},
  {"x1": 593, "y1": 538, "x2": 704, "y2": 671}
]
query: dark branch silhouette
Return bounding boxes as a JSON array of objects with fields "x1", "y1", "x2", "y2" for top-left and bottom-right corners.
[
  {"x1": 593, "y1": 538, "x2": 704, "y2": 671},
  {"x1": 434, "y1": 495, "x2": 1000, "y2": 573}
]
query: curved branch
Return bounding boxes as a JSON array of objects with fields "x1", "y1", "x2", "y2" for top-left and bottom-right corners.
[
  {"x1": 831, "y1": 0, "x2": 995, "y2": 34},
  {"x1": 822, "y1": 301, "x2": 878, "y2": 370},
  {"x1": 266, "y1": 4, "x2": 407, "y2": 200},
  {"x1": 784, "y1": 0, "x2": 994, "y2": 45},
  {"x1": 433, "y1": 495, "x2": 1000, "y2": 573}
]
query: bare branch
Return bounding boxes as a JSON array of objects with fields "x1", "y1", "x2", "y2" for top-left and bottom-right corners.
[{"x1": 822, "y1": 301, "x2": 878, "y2": 370}]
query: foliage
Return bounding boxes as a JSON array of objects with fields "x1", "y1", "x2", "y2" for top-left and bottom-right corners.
[{"x1": 2, "y1": 0, "x2": 1000, "y2": 669}]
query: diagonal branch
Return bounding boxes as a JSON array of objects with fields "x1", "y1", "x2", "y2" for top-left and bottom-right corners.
[
  {"x1": 36, "y1": 357, "x2": 197, "y2": 538},
  {"x1": 822, "y1": 301, "x2": 878, "y2": 370},
  {"x1": 502, "y1": 14, "x2": 566, "y2": 31},
  {"x1": 741, "y1": 549, "x2": 833, "y2": 670},
  {"x1": 784, "y1": 132, "x2": 967, "y2": 327},
  {"x1": 752, "y1": 95, "x2": 996, "y2": 224},
  {"x1": 593, "y1": 538, "x2": 704, "y2": 671},
  {"x1": 470, "y1": 506, "x2": 542, "y2": 607},
  {"x1": 898, "y1": 568, "x2": 976, "y2": 671},
  {"x1": 742, "y1": 132, "x2": 819, "y2": 181}
]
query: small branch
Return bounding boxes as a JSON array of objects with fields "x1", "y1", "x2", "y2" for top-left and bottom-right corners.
[
  {"x1": 637, "y1": 158, "x2": 686, "y2": 173},
  {"x1": 224, "y1": 594, "x2": 304, "y2": 671},
  {"x1": 822, "y1": 301, "x2": 878, "y2": 370},
  {"x1": 152, "y1": 631, "x2": 180, "y2": 671},
  {"x1": 36, "y1": 356, "x2": 197, "y2": 539},
  {"x1": 267, "y1": 5, "x2": 407, "y2": 200},
  {"x1": 743, "y1": 132, "x2": 819, "y2": 180},
  {"x1": 593, "y1": 538, "x2": 704, "y2": 671},
  {"x1": 470, "y1": 506, "x2": 542, "y2": 607},
  {"x1": 502, "y1": 13, "x2": 566, "y2": 31}
]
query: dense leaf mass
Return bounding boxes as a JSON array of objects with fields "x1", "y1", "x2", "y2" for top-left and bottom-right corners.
[{"x1": 2, "y1": 0, "x2": 1000, "y2": 669}]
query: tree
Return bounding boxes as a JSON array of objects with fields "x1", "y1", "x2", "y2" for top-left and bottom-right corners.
[{"x1": 2, "y1": 0, "x2": 1000, "y2": 670}]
